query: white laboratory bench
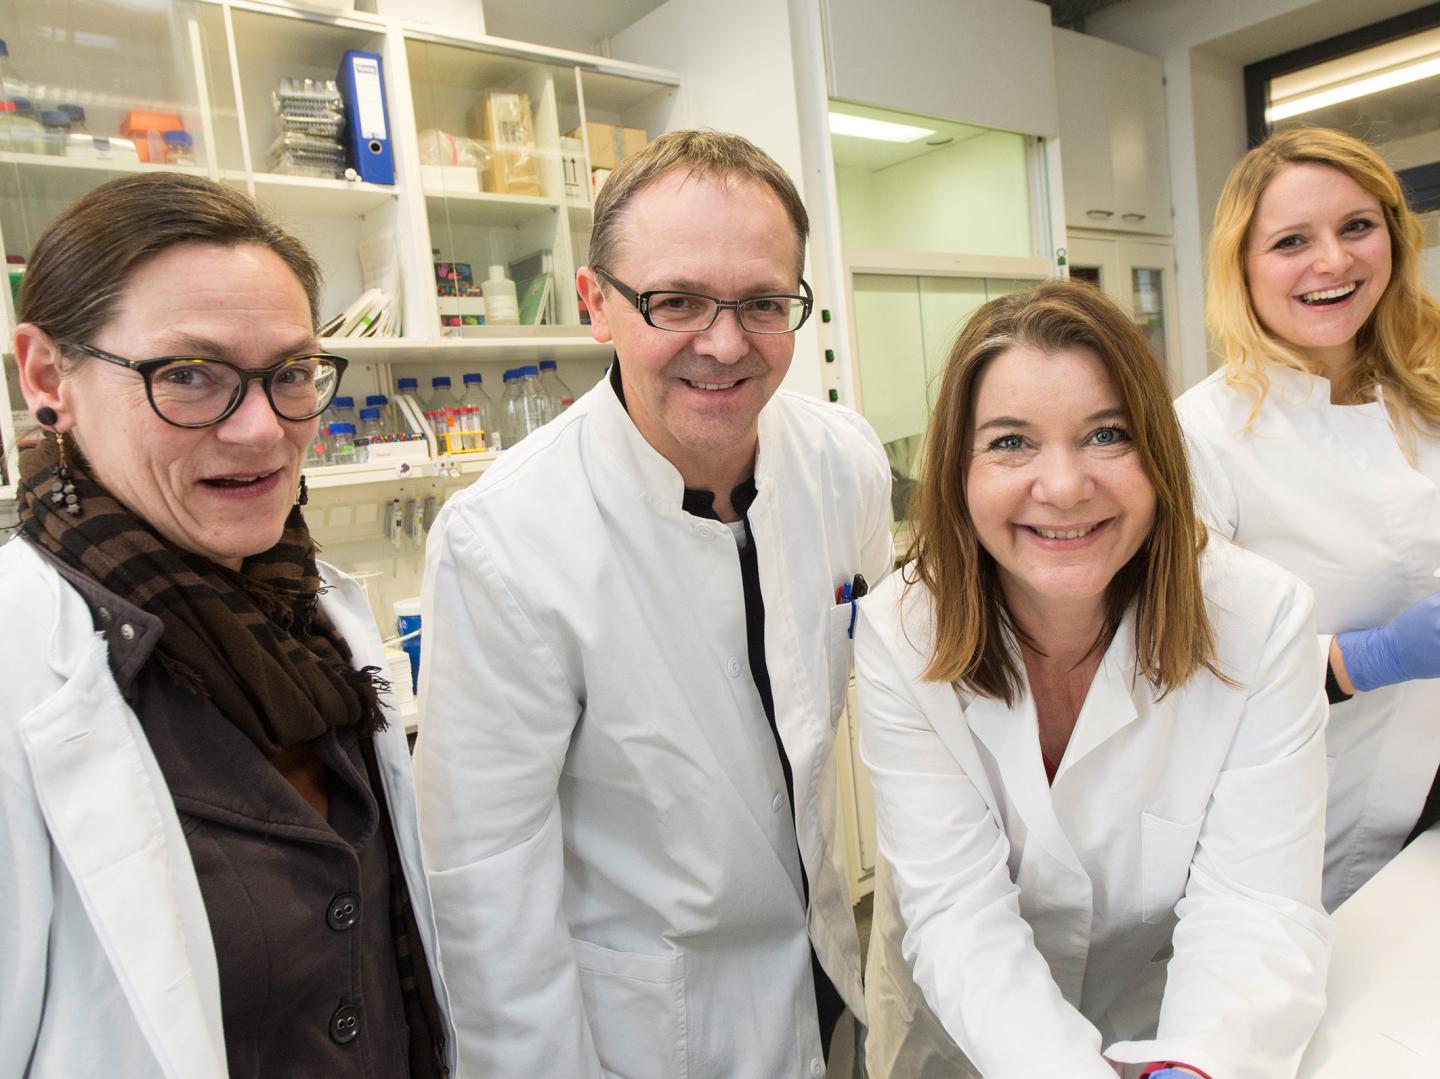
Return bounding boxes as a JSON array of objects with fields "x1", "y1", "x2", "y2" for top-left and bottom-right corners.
[{"x1": 1297, "y1": 826, "x2": 1440, "y2": 1077}]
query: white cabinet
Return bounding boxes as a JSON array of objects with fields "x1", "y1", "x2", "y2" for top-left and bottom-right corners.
[
  {"x1": 823, "y1": 0, "x2": 1059, "y2": 139},
  {"x1": 1054, "y1": 27, "x2": 1171, "y2": 236},
  {"x1": 1066, "y1": 231, "x2": 1180, "y2": 390}
]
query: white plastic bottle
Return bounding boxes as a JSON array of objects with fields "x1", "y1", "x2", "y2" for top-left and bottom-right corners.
[{"x1": 482, "y1": 264, "x2": 519, "y2": 326}]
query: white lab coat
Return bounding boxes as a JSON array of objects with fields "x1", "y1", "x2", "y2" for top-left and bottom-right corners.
[
  {"x1": 414, "y1": 374, "x2": 892, "y2": 1079},
  {"x1": 0, "y1": 536, "x2": 455, "y2": 1079},
  {"x1": 857, "y1": 537, "x2": 1331, "y2": 1079},
  {"x1": 1177, "y1": 366, "x2": 1440, "y2": 909}
]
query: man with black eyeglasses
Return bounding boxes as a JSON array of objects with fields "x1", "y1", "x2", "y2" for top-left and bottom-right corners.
[{"x1": 415, "y1": 130, "x2": 891, "y2": 1079}]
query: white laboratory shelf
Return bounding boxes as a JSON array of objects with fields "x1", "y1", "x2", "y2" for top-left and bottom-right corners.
[
  {"x1": 320, "y1": 329, "x2": 610, "y2": 366},
  {"x1": 230, "y1": 171, "x2": 400, "y2": 216},
  {"x1": 0, "y1": 150, "x2": 205, "y2": 178},
  {"x1": 306, "y1": 451, "x2": 496, "y2": 490},
  {"x1": 423, "y1": 188, "x2": 561, "y2": 228}
]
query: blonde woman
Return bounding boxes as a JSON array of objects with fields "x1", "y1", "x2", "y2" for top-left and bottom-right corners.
[
  {"x1": 860, "y1": 280, "x2": 1330, "y2": 1079},
  {"x1": 1178, "y1": 128, "x2": 1440, "y2": 911}
]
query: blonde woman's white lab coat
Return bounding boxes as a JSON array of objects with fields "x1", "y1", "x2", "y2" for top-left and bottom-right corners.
[
  {"x1": 0, "y1": 538, "x2": 455, "y2": 1078},
  {"x1": 414, "y1": 374, "x2": 892, "y2": 1078},
  {"x1": 857, "y1": 537, "x2": 1331, "y2": 1079},
  {"x1": 1178, "y1": 365, "x2": 1440, "y2": 909}
]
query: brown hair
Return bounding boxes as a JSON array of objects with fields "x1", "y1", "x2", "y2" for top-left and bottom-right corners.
[
  {"x1": 588, "y1": 129, "x2": 809, "y2": 280},
  {"x1": 908, "y1": 279, "x2": 1219, "y2": 704},
  {"x1": 20, "y1": 171, "x2": 324, "y2": 347},
  {"x1": 1208, "y1": 127, "x2": 1440, "y2": 434}
]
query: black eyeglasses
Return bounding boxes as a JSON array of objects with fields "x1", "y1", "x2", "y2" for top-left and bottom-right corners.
[
  {"x1": 70, "y1": 344, "x2": 348, "y2": 429},
  {"x1": 594, "y1": 267, "x2": 814, "y2": 334}
]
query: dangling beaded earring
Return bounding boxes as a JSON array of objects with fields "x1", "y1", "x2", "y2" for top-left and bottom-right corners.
[
  {"x1": 33, "y1": 406, "x2": 81, "y2": 517},
  {"x1": 297, "y1": 473, "x2": 309, "y2": 506},
  {"x1": 50, "y1": 434, "x2": 82, "y2": 517}
]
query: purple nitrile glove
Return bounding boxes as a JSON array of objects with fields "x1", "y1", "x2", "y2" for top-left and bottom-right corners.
[{"x1": 1336, "y1": 590, "x2": 1440, "y2": 692}]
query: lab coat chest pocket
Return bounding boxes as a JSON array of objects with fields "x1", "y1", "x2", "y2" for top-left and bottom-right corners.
[
  {"x1": 826, "y1": 604, "x2": 856, "y2": 729},
  {"x1": 1139, "y1": 810, "x2": 1205, "y2": 924},
  {"x1": 573, "y1": 938, "x2": 688, "y2": 1078}
]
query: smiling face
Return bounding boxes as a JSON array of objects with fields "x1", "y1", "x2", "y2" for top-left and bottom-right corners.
[
  {"x1": 578, "y1": 170, "x2": 798, "y2": 485},
  {"x1": 58, "y1": 242, "x2": 320, "y2": 569},
  {"x1": 966, "y1": 343, "x2": 1157, "y2": 631},
  {"x1": 1245, "y1": 162, "x2": 1392, "y2": 375}
]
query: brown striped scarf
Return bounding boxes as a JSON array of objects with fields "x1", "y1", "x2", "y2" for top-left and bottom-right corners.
[{"x1": 17, "y1": 435, "x2": 388, "y2": 755}]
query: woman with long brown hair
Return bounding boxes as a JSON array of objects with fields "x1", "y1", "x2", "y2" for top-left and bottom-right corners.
[
  {"x1": 1179, "y1": 127, "x2": 1440, "y2": 911},
  {"x1": 860, "y1": 280, "x2": 1330, "y2": 1079},
  {"x1": 1, "y1": 173, "x2": 452, "y2": 1076}
]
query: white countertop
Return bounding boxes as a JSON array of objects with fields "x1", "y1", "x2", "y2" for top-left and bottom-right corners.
[{"x1": 1298, "y1": 827, "x2": 1440, "y2": 1077}]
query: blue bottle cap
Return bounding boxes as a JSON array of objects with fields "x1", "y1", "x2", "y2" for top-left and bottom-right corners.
[
  {"x1": 0, "y1": 40, "x2": 8, "y2": 58},
  {"x1": 58, "y1": 104, "x2": 85, "y2": 124},
  {"x1": 40, "y1": 110, "x2": 70, "y2": 127},
  {"x1": 463, "y1": 372, "x2": 483, "y2": 384},
  {"x1": 163, "y1": 129, "x2": 192, "y2": 146},
  {"x1": 539, "y1": 359, "x2": 557, "y2": 370},
  {"x1": 330, "y1": 422, "x2": 356, "y2": 435},
  {"x1": 432, "y1": 376, "x2": 452, "y2": 387},
  {"x1": 359, "y1": 407, "x2": 381, "y2": 421},
  {"x1": 521, "y1": 364, "x2": 540, "y2": 376},
  {"x1": 8, "y1": 96, "x2": 33, "y2": 114},
  {"x1": 397, "y1": 377, "x2": 418, "y2": 389},
  {"x1": 365, "y1": 394, "x2": 388, "y2": 406},
  {"x1": 333, "y1": 396, "x2": 354, "y2": 408}
]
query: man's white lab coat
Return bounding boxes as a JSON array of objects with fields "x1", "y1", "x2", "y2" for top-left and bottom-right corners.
[{"x1": 416, "y1": 373, "x2": 892, "y2": 1078}]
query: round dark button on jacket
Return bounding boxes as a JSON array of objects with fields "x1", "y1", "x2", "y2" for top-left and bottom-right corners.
[
  {"x1": 327, "y1": 892, "x2": 360, "y2": 931},
  {"x1": 330, "y1": 1004, "x2": 362, "y2": 1044}
]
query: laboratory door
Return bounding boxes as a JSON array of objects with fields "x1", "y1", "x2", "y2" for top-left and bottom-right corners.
[
  {"x1": 1066, "y1": 234, "x2": 1180, "y2": 390},
  {"x1": 849, "y1": 272, "x2": 1040, "y2": 523}
]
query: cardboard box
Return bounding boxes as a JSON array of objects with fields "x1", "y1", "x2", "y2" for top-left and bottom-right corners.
[
  {"x1": 419, "y1": 163, "x2": 481, "y2": 193},
  {"x1": 469, "y1": 91, "x2": 541, "y2": 197},
  {"x1": 569, "y1": 122, "x2": 647, "y2": 170}
]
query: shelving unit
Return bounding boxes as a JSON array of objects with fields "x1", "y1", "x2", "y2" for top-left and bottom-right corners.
[{"x1": 0, "y1": 0, "x2": 680, "y2": 511}]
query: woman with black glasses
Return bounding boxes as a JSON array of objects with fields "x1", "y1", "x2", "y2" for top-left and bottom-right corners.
[{"x1": 0, "y1": 172, "x2": 452, "y2": 1077}]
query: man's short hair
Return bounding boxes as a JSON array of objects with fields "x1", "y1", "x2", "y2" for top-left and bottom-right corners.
[{"x1": 588, "y1": 129, "x2": 809, "y2": 281}]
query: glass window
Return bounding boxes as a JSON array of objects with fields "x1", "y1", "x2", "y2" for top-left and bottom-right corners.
[{"x1": 852, "y1": 273, "x2": 1039, "y2": 522}]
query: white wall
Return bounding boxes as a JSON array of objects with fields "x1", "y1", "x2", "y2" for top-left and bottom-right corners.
[
  {"x1": 1085, "y1": 0, "x2": 1432, "y2": 388},
  {"x1": 834, "y1": 132, "x2": 1032, "y2": 257}
]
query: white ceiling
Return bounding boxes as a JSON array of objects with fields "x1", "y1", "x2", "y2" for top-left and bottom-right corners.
[{"x1": 480, "y1": 0, "x2": 671, "y2": 55}]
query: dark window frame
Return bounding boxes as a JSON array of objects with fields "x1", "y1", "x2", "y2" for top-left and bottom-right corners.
[{"x1": 1243, "y1": 2, "x2": 1440, "y2": 210}]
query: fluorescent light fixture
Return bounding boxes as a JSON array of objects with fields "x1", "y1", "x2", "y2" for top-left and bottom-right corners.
[
  {"x1": 1267, "y1": 53, "x2": 1440, "y2": 121},
  {"x1": 828, "y1": 112, "x2": 936, "y2": 143}
]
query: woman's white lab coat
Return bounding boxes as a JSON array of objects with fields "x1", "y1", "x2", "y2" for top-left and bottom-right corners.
[
  {"x1": 857, "y1": 537, "x2": 1331, "y2": 1079},
  {"x1": 0, "y1": 537, "x2": 454, "y2": 1078},
  {"x1": 1178, "y1": 366, "x2": 1440, "y2": 909}
]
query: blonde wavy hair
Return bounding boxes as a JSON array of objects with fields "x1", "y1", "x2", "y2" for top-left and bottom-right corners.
[
  {"x1": 909, "y1": 280, "x2": 1219, "y2": 705},
  {"x1": 1208, "y1": 127, "x2": 1440, "y2": 435}
]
